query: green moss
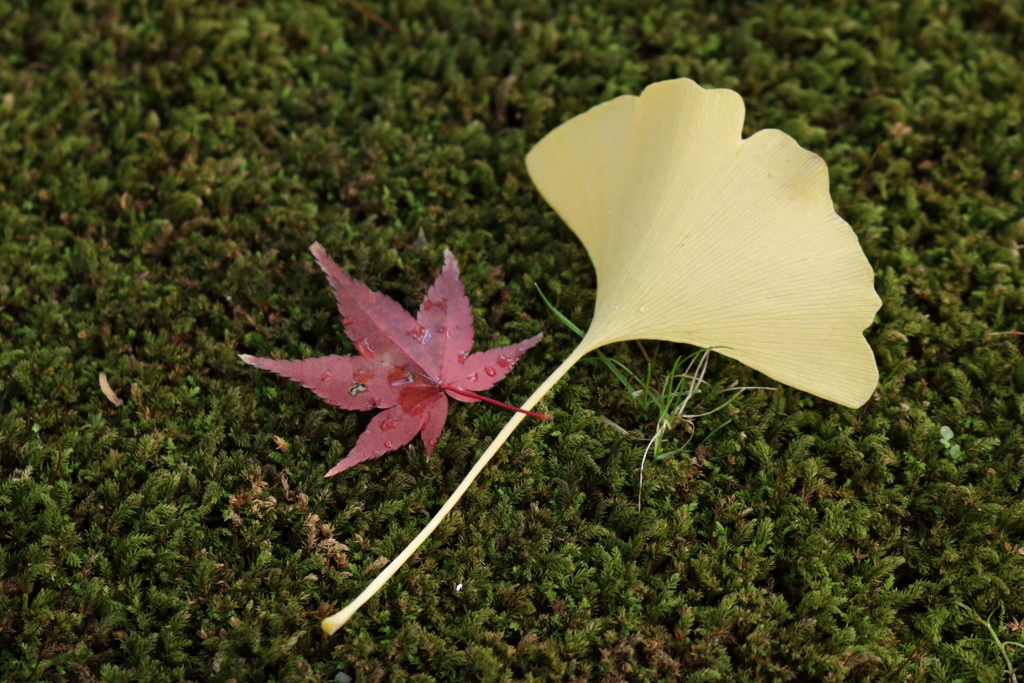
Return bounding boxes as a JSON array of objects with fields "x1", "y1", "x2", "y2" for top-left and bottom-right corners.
[{"x1": 2, "y1": 0, "x2": 1024, "y2": 680}]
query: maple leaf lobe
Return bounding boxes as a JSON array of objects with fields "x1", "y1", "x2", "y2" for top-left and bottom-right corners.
[{"x1": 241, "y1": 244, "x2": 541, "y2": 477}]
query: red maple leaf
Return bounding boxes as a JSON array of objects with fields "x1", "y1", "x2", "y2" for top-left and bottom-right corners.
[{"x1": 240, "y1": 242, "x2": 544, "y2": 476}]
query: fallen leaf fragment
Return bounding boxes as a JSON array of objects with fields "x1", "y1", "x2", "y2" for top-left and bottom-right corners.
[
  {"x1": 99, "y1": 372, "x2": 122, "y2": 406},
  {"x1": 240, "y1": 244, "x2": 543, "y2": 476}
]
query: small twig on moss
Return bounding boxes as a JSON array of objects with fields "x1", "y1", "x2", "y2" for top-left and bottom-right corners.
[
  {"x1": 494, "y1": 74, "x2": 518, "y2": 124},
  {"x1": 635, "y1": 340, "x2": 653, "y2": 365},
  {"x1": 99, "y1": 371, "x2": 123, "y2": 406},
  {"x1": 598, "y1": 415, "x2": 628, "y2": 435},
  {"x1": 344, "y1": 0, "x2": 397, "y2": 34},
  {"x1": 848, "y1": 140, "x2": 885, "y2": 208},
  {"x1": 986, "y1": 331, "x2": 1024, "y2": 336}
]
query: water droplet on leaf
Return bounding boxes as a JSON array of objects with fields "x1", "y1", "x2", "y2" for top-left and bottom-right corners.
[
  {"x1": 354, "y1": 338, "x2": 374, "y2": 356},
  {"x1": 483, "y1": 366, "x2": 496, "y2": 377},
  {"x1": 409, "y1": 325, "x2": 433, "y2": 345}
]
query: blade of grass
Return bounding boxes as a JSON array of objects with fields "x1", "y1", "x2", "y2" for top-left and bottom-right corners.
[{"x1": 536, "y1": 284, "x2": 641, "y2": 402}]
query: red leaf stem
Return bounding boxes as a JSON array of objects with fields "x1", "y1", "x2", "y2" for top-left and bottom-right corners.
[{"x1": 443, "y1": 385, "x2": 552, "y2": 421}]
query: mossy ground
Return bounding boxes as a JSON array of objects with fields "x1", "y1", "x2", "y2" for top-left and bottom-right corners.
[{"x1": 2, "y1": 0, "x2": 1024, "y2": 681}]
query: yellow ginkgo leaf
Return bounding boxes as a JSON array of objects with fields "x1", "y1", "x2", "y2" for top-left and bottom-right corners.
[
  {"x1": 321, "y1": 78, "x2": 880, "y2": 635},
  {"x1": 526, "y1": 78, "x2": 880, "y2": 408}
]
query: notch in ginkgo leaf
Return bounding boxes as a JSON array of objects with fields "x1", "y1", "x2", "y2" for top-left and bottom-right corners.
[{"x1": 321, "y1": 78, "x2": 881, "y2": 635}]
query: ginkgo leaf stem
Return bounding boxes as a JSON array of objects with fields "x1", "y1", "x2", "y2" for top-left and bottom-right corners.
[
  {"x1": 321, "y1": 342, "x2": 592, "y2": 636},
  {"x1": 443, "y1": 385, "x2": 553, "y2": 421}
]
